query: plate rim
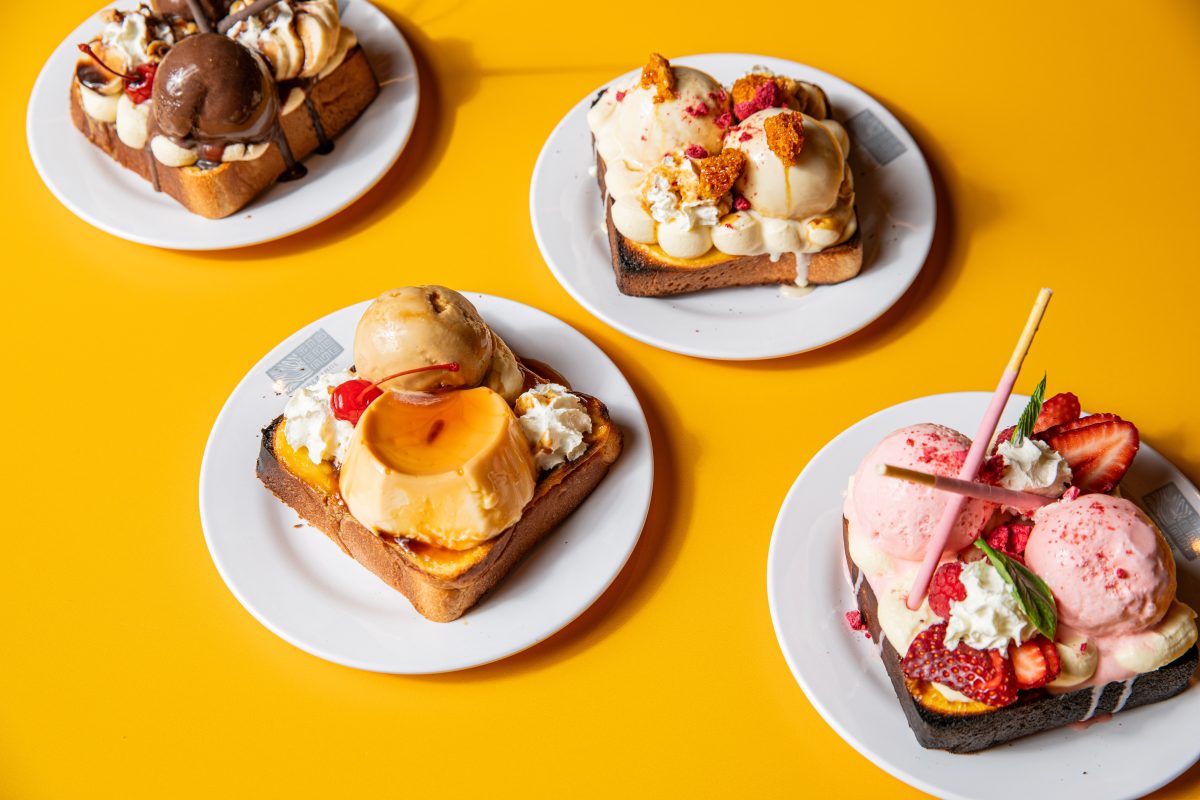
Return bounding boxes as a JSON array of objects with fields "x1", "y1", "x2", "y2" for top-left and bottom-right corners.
[
  {"x1": 25, "y1": 0, "x2": 419, "y2": 251},
  {"x1": 529, "y1": 51, "x2": 936, "y2": 361},
  {"x1": 766, "y1": 390, "x2": 1200, "y2": 800},
  {"x1": 197, "y1": 292, "x2": 654, "y2": 674}
]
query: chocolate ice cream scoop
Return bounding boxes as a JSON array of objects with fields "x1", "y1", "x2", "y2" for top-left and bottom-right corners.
[{"x1": 152, "y1": 33, "x2": 278, "y2": 146}]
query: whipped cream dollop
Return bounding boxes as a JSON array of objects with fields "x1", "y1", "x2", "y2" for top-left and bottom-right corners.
[
  {"x1": 103, "y1": 6, "x2": 177, "y2": 67},
  {"x1": 644, "y1": 155, "x2": 724, "y2": 229},
  {"x1": 944, "y1": 560, "x2": 1036, "y2": 651},
  {"x1": 228, "y1": 0, "x2": 342, "y2": 81},
  {"x1": 514, "y1": 384, "x2": 592, "y2": 471},
  {"x1": 282, "y1": 369, "x2": 355, "y2": 465},
  {"x1": 997, "y1": 437, "x2": 1072, "y2": 497}
]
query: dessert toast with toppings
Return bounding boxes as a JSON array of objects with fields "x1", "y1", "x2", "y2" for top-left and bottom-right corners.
[
  {"x1": 843, "y1": 519, "x2": 1198, "y2": 753},
  {"x1": 70, "y1": 45, "x2": 378, "y2": 219},
  {"x1": 258, "y1": 378, "x2": 621, "y2": 622},
  {"x1": 69, "y1": 1, "x2": 379, "y2": 219},
  {"x1": 588, "y1": 54, "x2": 863, "y2": 297},
  {"x1": 255, "y1": 287, "x2": 624, "y2": 623}
]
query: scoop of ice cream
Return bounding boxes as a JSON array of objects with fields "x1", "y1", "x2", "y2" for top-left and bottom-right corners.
[
  {"x1": 587, "y1": 54, "x2": 729, "y2": 171},
  {"x1": 727, "y1": 108, "x2": 847, "y2": 221},
  {"x1": 152, "y1": 33, "x2": 278, "y2": 145},
  {"x1": 353, "y1": 286, "x2": 522, "y2": 402},
  {"x1": 1026, "y1": 494, "x2": 1176, "y2": 637},
  {"x1": 844, "y1": 423, "x2": 997, "y2": 562}
]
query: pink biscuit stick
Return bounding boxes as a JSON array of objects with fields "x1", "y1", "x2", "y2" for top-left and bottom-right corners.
[
  {"x1": 876, "y1": 463, "x2": 1055, "y2": 513},
  {"x1": 905, "y1": 288, "x2": 1053, "y2": 609}
]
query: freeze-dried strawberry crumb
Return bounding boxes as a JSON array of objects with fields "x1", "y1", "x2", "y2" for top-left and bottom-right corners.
[
  {"x1": 845, "y1": 610, "x2": 866, "y2": 631},
  {"x1": 734, "y1": 80, "x2": 783, "y2": 120},
  {"x1": 684, "y1": 144, "x2": 708, "y2": 159},
  {"x1": 739, "y1": 131, "x2": 753, "y2": 142},
  {"x1": 1116, "y1": 568, "x2": 1129, "y2": 579},
  {"x1": 714, "y1": 111, "x2": 734, "y2": 129},
  {"x1": 685, "y1": 103, "x2": 709, "y2": 117},
  {"x1": 734, "y1": 195, "x2": 751, "y2": 211},
  {"x1": 615, "y1": 90, "x2": 626, "y2": 102}
]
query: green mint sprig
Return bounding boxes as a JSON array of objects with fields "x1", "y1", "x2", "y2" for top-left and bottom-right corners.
[
  {"x1": 1011, "y1": 373, "x2": 1047, "y2": 446},
  {"x1": 974, "y1": 538, "x2": 1058, "y2": 640}
]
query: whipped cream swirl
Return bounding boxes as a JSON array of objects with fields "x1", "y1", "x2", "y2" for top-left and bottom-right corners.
[
  {"x1": 997, "y1": 437, "x2": 1072, "y2": 497},
  {"x1": 515, "y1": 384, "x2": 592, "y2": 471},
  {"x1": 944, "y1": 560, "x2": 1036, "y2": 651},
  {"x1": 644, "y1": 155, "x2": 723, "y2": 230},
  {"x1": 282, "y1": 369, "x2": 355, "y2": 465}
]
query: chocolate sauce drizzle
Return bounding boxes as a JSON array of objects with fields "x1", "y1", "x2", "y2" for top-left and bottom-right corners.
[
  {"x1": 274, "y1": 127, "x2": 307, "y2": 181},
  {"x1": 216, "y1": 0, "x2": 278, "y2": 34},
  {"x1": 303, "y1": 93, "x2": 333, "y2": 155}
]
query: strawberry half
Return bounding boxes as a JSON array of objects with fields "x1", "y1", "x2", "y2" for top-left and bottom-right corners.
[
  {"x1": 1009, "y1": 637, "x2": 1061, "y2": 690},
  {"x1": 901, "y1": 623, "x2": 1017, "y2": 707},
  {"x1": 1034, "y1": 392, "x2": 1080, "y2": 433},
  {"x1": 1040, "y1": 417, "x2": 1139, "y2": 493}
]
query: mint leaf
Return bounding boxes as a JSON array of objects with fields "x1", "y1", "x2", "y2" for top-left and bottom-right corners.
[
  {"x1": 1011, "y1": 373, "x2": 1047, "y2": 446},
  {"x1": 974, "y1": 538, "x2": 1058, "y2": 640}
]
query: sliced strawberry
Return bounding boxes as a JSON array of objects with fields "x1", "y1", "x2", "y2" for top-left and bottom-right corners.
[
  {"x1": 901, "y1": 623, "x2": 1018, "y2": 707},
  {"x1": 1041, "y1": 419, "x2": 1139, "y2": 493},
  {"x1": 993, "y1": 425, "x2": 1017, "y2": 450},
  {"x1": 1035, "y1": 412, "x2": 1121, "y2": 439},
  {"x1": 928, "y1": 562, "x2": 966, "y2": 619},
  {"x1": 1009, "y1": 637, "x2": 1061, "y2": 690},
  {"x1": 1034, "y1": 392, "x2": 1080, "y2": 433}
]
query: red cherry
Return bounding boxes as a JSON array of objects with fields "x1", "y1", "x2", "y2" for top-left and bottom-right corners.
[
  {"x1": 330, "y1": 379, "x2": 379, "y2": 425},
  {"x1": 328, "y1": 362, "x2": 460, "y2": 426},
  {"x1": 76, "y1": 43, "x2": 157, "y2": 105}
]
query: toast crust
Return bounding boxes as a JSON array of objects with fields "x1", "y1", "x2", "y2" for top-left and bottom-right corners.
[
  {"x1": 842, "y1": 518, "x2": 1199, "y2": 752},
  {"x1": 596, "y1": 151, "x2": 862, "y2": 297},
  {"x1": 256, "y1": 389, "x2": 623, "y2": 622},
  {"x1": 69, "y1": 45, "x2": 379, "y2": 219}
]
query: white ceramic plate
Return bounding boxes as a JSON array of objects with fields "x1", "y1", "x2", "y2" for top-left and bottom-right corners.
[
  {"x1": 530, "y1": 53, "x2": 935, "y2": 360},
  {"x1": 26, "y1": 0, "x2": 417, "y2": 250},
  {"x1": 198, "y1": 294, "x2": 653, "y2": 673},
  {"x1": 767, "y1": 392, "x2": 1200, "y2": 800}
]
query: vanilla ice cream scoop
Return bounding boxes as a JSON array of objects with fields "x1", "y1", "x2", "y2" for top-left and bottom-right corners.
[
  {"x1": 1026, "y1": 494, "x2": 1177, "y2": 637},
  {"x1": 844, "y1": 424, "x2": 997, "y2": 562},
  {"x1": 728, "y1": 108, "x2": 846, "y2": 220},
  {"x1": 353, "y1": 286, "x2": 523, "y2": 402},
  {"x1": 588, "y1": 54, "x2": 729, "y2": 171}
]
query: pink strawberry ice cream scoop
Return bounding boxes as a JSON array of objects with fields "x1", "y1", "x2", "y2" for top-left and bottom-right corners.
[
  {"x1": 1026, "y1": 494, "x2": 1176, "y2": 637},
  {"x1": 844, "y1": 423, "x2": 997, "y2": 561}
]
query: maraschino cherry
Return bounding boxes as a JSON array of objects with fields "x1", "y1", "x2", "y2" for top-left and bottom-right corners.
[
  {"x1": 330, "y1": 362, "x2": 460, "y2": 426},
  {"x1": 77, "y1": 43, "x2": 158, "y2": 105}
]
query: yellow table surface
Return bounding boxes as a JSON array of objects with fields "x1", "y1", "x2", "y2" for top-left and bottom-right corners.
[{"x1": 4, "y1": 1, "x2": 1200, "y2": 797}]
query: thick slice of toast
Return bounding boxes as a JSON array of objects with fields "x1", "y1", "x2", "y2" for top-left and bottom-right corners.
[
  {"x1": 596, "y1": 153, "x2": 862, "y2": 297},
  {"x1": 257, "y1": 390, "x2": 623, "y2": 622},
  {"x1": 69, "y1": 45, "x2": 379, "y2": 219},
  {"x1": 843, "y1": 519, "x2": 1198, "y2": 753}
]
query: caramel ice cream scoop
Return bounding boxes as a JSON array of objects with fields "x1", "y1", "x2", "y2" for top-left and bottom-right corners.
[
  {"x1": 151, "y1": 33, "x2": 278, "y2": 146},
  {"x1": 354, "y1": 287, "x2": 523, "y2": 402}
]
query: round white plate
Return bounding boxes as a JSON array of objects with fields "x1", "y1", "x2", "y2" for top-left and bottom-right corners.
[
  {"x1": 530, "y1": 53, "x2": 935, "y2": 360},
  {"x1": 26, "y1": 0, "x2": 418, "y2": 250},
  {"x1": 199, "y1": 294, "x2": 653, "y2": 673},
  {"x1": 767, "y1": 392, "x2": 1200, "y2": 800}
]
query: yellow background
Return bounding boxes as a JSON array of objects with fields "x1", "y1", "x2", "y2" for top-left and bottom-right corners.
[{"x1": 4, "y1": 1, "x2": 1200, "y2": 797}]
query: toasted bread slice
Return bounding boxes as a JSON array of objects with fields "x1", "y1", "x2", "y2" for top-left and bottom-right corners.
[
  {"x1": 843, "y1": 518, "x2": 1198, "y2": 753},
  {"x1": 596, "y1": 152, "x2": 862, "y2": 297},
  {"x1": 256, "y1": 387, "x2": 622, "y2": 622},
  {"x1": 69, "y1": 45, "x2": 378, "y2": 219}
]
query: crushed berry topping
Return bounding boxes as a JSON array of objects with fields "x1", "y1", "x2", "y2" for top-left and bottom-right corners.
[
  {"x1": 1116, "y1": 568, "x2": 1129, "y2": 579},
  {"x1": 714, "y1": 111, "x2": 734, "y2": 130},
  {"x1": 928, "y1": 562, "x2": 966, "y2": 619},
  {"x1": 615, "y1": 90, "x2": 626, "y2": 102},
  {"x1": 684, "y1": 144, "x2": 708, "y2": 159},
  {"x1": 734, "y1": 80, "x2": 783, "y2": 121},
  {"x1": 845, "y1": 610, "x2": 867, "y2": 631},
  {"x1": 685, "y1": 102, "x2": 709, "y2": 117},
  {"x1": 734, "y1": 195, "x2": 751, "y2": 211},
  {"x1": 739, "y1": 131, "x2": 753, "y2": 142}
]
